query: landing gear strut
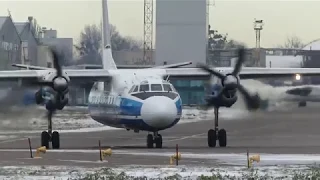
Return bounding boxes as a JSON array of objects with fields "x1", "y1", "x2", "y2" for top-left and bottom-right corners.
[
  {"x1": 41, "y1": 111, "x2": 60, "y2": 149},
  {"x1": 207, "y1": 107, "x2": 227, "y2": 147},
  {"x1": 147, "y1": 132, "x2": 162, "y2": 148}
]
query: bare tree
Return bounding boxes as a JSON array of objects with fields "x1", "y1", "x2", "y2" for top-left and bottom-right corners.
[
  {"x1": 224, "y1": 39, "x2": 247, "y2": 49},
  {"x1": 207, "y1": 26, "x2": 246, "y2": 50},
  {"x1": 277, "y1": 35, "x2": 305, "y2": 49},
  {"x1": 74, "y1": 24, "x2": 143, "y2": 65},
  {"x1": 74, "y1": 24, "x2": 102, "y2": 65}
]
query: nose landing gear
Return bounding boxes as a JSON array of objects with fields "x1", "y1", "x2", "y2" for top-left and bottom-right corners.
[{"x1": 147, "y1": 132, "x2": 163, "y2": 148}]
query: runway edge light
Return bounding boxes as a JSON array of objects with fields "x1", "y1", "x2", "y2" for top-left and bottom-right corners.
[
  {"x1": 170, "y1": 144, "x2": 181, "y2": 166},
  {"x1": 249, "y1": 154, "x2": 260, "y2": 168},
  {"x1": 169, "y1": 152, "x2": 181, "y2": 165},
  {"x1": 34, "y1": 146, "x2": 46, "y2": 159},
  {"x1": 101, "y1": 148, "x2": 112, "y2": 161},
  {"x1": 98, "y1": 140, "x2": 112, "y2": 161}
]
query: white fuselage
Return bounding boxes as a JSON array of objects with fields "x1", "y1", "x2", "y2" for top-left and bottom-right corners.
[{"x1": 87, "y1": 69, "x2": 182, "y2": 132}]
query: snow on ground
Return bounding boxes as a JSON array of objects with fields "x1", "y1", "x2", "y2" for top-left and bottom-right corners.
[
  {"x1": 0, "y1": 105, "x2": 252, "y2": 134},
  {"x1": 0, "y1": 164, "x2": 317, "y2": 179},
  {"x1": 0, "y1": 104, "x2": 298, "y2": 135}
]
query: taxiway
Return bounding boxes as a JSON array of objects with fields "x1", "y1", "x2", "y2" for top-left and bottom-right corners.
[{"x1": 0, "y1": 105, "x2": 320, "y2": 167}]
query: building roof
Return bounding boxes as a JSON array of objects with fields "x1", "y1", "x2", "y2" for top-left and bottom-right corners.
[
  {"x1": 302, "y1": 39, "x2": 320, "y2": 50},
  {"x1": 0, "y1": 16, "x2": 9, "y2": 29},
  {"x1": 14, "y1": 22, "x2": 27, "y2": 34}
]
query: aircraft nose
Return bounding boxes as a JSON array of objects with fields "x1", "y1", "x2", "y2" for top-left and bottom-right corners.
[{"x1": 141, "y1": 96, "x2": 177, "y2": 129}]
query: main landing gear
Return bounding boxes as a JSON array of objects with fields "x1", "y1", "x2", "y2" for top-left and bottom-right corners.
[
  {"x1": 147, "y1": 132, "x2": 163, "y2": 148},
  {"x1": 207, "y1": 107, "x2": 227, "y2": 147},
  {"x1": 41, "y1": 111, "x2": 60, "y2": 149}
]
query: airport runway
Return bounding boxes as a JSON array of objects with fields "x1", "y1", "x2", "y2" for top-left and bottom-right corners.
[{"x1": 1, "y1": 105, "x2": 320, "y2": 168}]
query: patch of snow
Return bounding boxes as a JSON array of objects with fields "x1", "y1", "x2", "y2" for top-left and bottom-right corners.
[{"x1": 0, "y1": 165, "x2": 317, "y2": 179}]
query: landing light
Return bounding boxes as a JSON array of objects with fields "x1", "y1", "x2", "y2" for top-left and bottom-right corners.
[{"x1": 295, "y1": 74, "x2": 301, "y2": 81}]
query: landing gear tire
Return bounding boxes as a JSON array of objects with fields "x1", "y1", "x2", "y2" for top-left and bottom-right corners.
[
  {"x1": 147, "y1": 134, "x2": 153, "y2": 148},
  {"x1": 155, "y1": 134, "x2": 162, "y2": 148},
  {"x1": 146, "y1": 133, "x2": 163, "y2": 148},
  {"x1": 40, "y1": 131, "x2": 60, "y2": 149},
  {"x1": 52, "y1": 131, "x2": 60, "y2": 149},
  {"x1": 41, "y1": 131, "x2": 50, "y2": 149},
  {"x1": 41, "y1": 110, "x2": 60, "y2": 149},
  {"x1": 207, "y1": 107, "x2": 227, "y2": 148},
  {"x1": 207, "y1": 129, "x2": 216, "y2": 147},
  {"x1": 218, "y1": 129, "x2": 227, "y2": 147}
]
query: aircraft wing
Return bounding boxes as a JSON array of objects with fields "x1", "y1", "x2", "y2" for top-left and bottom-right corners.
[
  {"x1": 64, "y1": 69, "x2": 112, "y2": 82},
  {"x1": 278, "y1": 85, "x2": 320, "y2": 103},
  {"x1": 0, "y1": 69, "x2": 112, "y2": 84},
  {"x1": 13, "y1": 61, "x2": 193, "y2": 70},
  {"x1": 165, "y1": 67, "x2": 320, "y2": 80},
  {"x1": 285, "y1": 86, "x2": 313, "y2": 97},
  {"x1": 12, "y1": 64, "x2": 51, "y2": 70}
]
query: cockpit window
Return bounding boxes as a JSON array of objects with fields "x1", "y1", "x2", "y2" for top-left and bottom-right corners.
[
  {"x1": 170, "y1": 84, "x2": 177, "y2": 92},
  {"x1": 163, "y1": 84, "x2": 172, "y2": 92},
  {"x1": 128, "y1": 86, "x2": 135, "y2": 93},
  {"x1": 139, "y1": 84, "x2": 149, "y2": 92},
  {"x1": 133, "y1": 85, "x2": 139, "y2": 93},
  {"x1": 151, "y1": 84, "x2": 163, "y2": 91}
]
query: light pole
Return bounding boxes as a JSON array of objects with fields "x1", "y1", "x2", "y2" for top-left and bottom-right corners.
[{"x1": 253, "y1": 19, "x2": 264, "y2": 67}]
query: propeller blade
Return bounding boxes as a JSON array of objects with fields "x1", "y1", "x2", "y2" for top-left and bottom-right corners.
[
  {"x1": 237, "y1": 84, "x2": 261, "y2": 111},
  {"x1": 50, "y1": 48, "x2": 62, "y2": 77},
  {"x1": 232, "y1": 48, "x2": 245, "y2": 76},
  {"x1": 197, "y1": 63, "x2": 225, "y2": 79}
]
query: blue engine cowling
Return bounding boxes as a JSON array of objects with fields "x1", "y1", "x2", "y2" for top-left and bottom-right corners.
[{"x1": 34, "y1": 87, "x2": 69, "y2": 111}]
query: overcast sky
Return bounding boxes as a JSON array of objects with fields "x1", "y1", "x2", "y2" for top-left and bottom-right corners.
[{"x1": 0, "y1": 0, "x2": 319, "y2": 48}]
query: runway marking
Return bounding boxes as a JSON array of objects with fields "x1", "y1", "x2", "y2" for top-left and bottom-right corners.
[
  {"x1": 0, "y1": 137, "x2": 31, "y2": 144},
  {"x1": 4, "y1": 149, "x2": 320, "y2": 165},
  {"x1": 3, "y1": 148, "x2": 320, "y2": 159},
  {"x1": 166, "y1": 133, "x2": 206, "y2": 142},
  {"x1": 3, "y1": 149, "x2": 320, "y2": 166}
]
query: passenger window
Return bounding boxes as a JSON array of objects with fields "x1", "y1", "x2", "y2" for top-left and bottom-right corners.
[
  {"x1": 139, "y1": 84, "x2": 149, "y2": 92},
  {"x1": 151, "y1": 84, "x2": 163, "y2": 91},
  {"x1": 163, "y1": 84, "x2": 172, "y2": 92},
  {"x1": 133, "y1": 85, "x2": 139, "y2": 92}
]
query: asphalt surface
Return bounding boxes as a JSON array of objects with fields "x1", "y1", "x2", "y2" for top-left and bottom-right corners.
[{"x1": 0, "y1": 105, "x2": 320, "y2": 167}]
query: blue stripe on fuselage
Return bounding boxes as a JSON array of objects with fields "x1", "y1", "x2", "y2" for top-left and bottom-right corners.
[
  {"x1": 88, "y1": 97, "x2": 142, "y2": 116},
  {"x1": 120, "y1": 98, "x2": 142, "y2": 116},
  {"x1": 88, "y1": 95, "x2": 182, "y2": 131},
  {"x1": 175, "y1": 97, "x2": 182, "y2": 115}
]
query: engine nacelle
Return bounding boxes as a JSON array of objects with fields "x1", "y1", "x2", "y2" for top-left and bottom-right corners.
[
  {"x1": 205, "y1": 86, "x2": 238, "y2": 108},
  {"x1": 56, "y1": 96, "x2": 69, "y2": 110},
  {"x1": 35, "y1": 86, "x2": 69, "y2": 111},
  {"x1": 222, "y1": 74, "x2": 239, "y2": 90},
  {"x1": 220, "y1": 89, "x2": 238, "y2": 107}
]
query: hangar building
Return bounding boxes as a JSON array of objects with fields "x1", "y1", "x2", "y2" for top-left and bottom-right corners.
[{"x1": 0, "y1": 16, "x2": 22, "y2": 70}]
